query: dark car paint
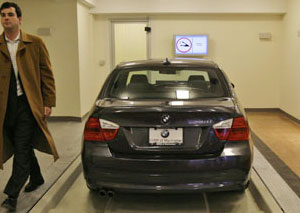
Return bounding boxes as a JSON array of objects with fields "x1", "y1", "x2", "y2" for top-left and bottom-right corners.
[
  {"x1": 81, "y1": 59, "x2": 253, "y2": 193},
  {"x1": 82, "y1": 141, "x2": 252, "y2": 192}
]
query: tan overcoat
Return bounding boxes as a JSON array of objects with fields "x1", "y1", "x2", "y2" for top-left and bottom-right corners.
[{"x1": 0, "y1": 30, "x2": 59, "y2": 169}]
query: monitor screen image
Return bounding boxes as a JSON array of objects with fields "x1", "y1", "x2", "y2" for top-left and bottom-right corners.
[{"x1": 174, "y1": 35, "x2": 208, "y2": 56}]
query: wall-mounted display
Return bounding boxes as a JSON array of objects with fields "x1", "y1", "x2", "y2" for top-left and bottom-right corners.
[{"x1": 174, "y1": 35, "x2": 208, "y2": 56}]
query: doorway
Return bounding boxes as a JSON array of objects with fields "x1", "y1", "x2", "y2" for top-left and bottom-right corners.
[{"x1": 111, "y1": 20, "x2": 149, "y2": 67}]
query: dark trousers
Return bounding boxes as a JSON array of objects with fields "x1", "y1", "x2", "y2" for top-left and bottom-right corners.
[{"x1": 4, "y1": 95, "x2": 44, "y2": 198}]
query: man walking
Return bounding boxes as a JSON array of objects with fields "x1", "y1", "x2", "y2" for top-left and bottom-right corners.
[{"x1": 0, "y1": 2, "x2": 59, "y2": 211}]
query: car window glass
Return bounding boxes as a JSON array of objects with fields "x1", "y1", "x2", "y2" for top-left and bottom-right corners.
[{"x1": 109, "y1": 69, "x2": 226, "y2": 100}]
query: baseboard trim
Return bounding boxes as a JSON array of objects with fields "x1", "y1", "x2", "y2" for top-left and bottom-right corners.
[
  {"x1": 244, "y1": 108, "x2": 281, "y2": 112},
  {"x1": 48, "y1": 112, "x2": 89, "y2": 122},
  {"x1": 47, "y1": 116, "x2": 82, "y2": 122},
  {"x1": 278, "y1": 109, "x2": 300, "y2": 126},
  {"x1": 245, "y1": 108, "x2": 300, "y2": 126}
]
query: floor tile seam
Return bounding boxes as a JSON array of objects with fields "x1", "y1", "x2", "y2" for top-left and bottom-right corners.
[
  {"x1": 252, "y1": 132, "x2": 300, "y2": 198},
  {"x1": 251, "y1": 166, "x2": 283, "y2": 213},
  {"x1": 30, "y1": 155, "x2": 83, "y2": 213},
  {"x1": 203, "y1": 193, "x2": 210, "y2": 213},
  {"x1": 251, "y1": 132, "x2": 300, "y2": 172},
  {"x1": 103, "y1": 197, "x2": 113, "y2": 213},
  {"x1": 33, "y1": 154, "x2": 82, "y2": 211},
  {"x1": 253, "y1": 147, "x2": 300, "y2": 213}
]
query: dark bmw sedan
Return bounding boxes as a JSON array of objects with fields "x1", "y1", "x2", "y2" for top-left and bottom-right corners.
[{"x1": 82, "y1": 58, "x2": 253, "y2": 194}]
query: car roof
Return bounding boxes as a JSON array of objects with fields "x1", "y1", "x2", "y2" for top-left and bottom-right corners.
[{"x1": 115, "y1": 58, "x2": 219, "y2": 69}]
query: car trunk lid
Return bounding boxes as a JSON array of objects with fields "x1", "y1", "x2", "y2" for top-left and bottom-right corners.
[{"x1": 96, "y1": 98, "x2": 237, "y2": 157}]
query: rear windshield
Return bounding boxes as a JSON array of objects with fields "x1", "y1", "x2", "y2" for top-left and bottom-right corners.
[{"x1": 108, "y1": 68, "x2": 228, "y2": 100}]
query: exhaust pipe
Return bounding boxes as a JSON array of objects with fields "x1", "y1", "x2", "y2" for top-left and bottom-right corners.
[
  {"x1": 99, "y1": 189, "x2": 107, "y2": 196},
  {"x1": 107, "y1": 190, "x2": 115, "y2": 197}
]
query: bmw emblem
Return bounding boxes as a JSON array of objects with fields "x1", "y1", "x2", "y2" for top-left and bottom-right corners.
[
  {"x1": 161, "y1": 114, "x2": 170, "y2": 124},
  {"x1": 161, "y1": 129, "x2": 169, "y2": 138}
]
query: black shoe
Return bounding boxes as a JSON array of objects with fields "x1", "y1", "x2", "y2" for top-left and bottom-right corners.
[
  {"x1": 1, "y1": 197, "x2": 17, "y2": 211},
  {"x1": 24, "y1": 180, "x2": 44, "y2": 192}
]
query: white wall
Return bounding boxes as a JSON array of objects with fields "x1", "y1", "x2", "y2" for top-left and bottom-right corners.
[
  {"x1": 93, "y1": 15, "x2": 112, "y2": 87},
  {"x1": 77, "y1": 2, "x2": 101, "y2": 116},
  {"x1": 94, "y1": 14, "x2": 283, "y2": 108},
  {"x1": 0, "y1": 0, "x2": 102, "y2": 117},
  {"x1": 1, "y1": 0, "x2": 82, "y2": 117},
  {"x1": 91, "y1": 0, "x2": 287, "y2": 14},
  {"x1": 1, "y1": 0, "x2": 297, "y2": 118},
  {"x1": 281, "y1": 0, "x2": 300, "y2": 119},
  {"x1": 78, "y1": 0, "x2": 96, "y2": 8}
]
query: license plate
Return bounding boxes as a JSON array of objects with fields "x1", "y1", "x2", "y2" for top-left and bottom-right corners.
[{"x1": 149, "y1": 128, "x2": 183, "y2": 145}]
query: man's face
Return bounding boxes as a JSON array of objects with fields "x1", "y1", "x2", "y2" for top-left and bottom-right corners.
[{"x1": 0, "y1": 7, "x2": 22, "y2": 31}]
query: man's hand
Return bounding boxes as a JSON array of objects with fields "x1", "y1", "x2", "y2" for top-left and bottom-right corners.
[{"x1": 44, "y1": 106, "x2": 52, "y2": 117}]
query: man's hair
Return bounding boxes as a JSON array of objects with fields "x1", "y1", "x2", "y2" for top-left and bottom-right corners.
[{"x1": 0, "y1": 2, "x2": 22, "y2": 17}]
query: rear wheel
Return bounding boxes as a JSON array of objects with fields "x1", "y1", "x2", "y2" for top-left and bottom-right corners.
[
  {"x1": 238, "y1": 180, "x2": 250, "y2": 192},
  {"x1": 243, "y1": 180, "x2": 250, "y2": 189}
]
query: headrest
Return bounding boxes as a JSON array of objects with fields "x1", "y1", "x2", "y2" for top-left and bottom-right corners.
[
  {"x1": 130, "y1": 74, "x2": 149, "y2": 84},
  {"x1": 188, "y1": 75, "x2": 205, "y2": 82}
]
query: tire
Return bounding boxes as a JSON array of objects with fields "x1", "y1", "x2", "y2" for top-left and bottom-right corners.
[
  {"x1": 86, "y1": 183, "x2": 98, "y2": 193},
  {"x1": 238, "y1": 180, "x2": 250, "y2": 192}
]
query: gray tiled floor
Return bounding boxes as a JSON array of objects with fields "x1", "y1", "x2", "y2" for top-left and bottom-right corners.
[
  {"x1": 41, "y1": 167, "x2": 281, "y2": 213},
  {"x1": 0, "y1": 120, "x2": 85, "y2": 213}
]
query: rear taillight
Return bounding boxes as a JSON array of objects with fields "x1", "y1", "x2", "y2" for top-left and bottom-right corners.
[
  {"x1": 213, "y1": 118, "x2": 233, "y2": 140},
  {"x1": 228, "y1": 117, "x2": 249, "y2": 141},
  {"x1": 213, "y1": 117, "x2": 249, "y2": 141},
  {"x1": 84, "y1": 118, "x2": 119, "y2": 142}
]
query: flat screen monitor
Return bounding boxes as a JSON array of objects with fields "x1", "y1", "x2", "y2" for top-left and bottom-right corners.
[{"x1": 174, "y1": 35, "x2": 208, "y2": 56}]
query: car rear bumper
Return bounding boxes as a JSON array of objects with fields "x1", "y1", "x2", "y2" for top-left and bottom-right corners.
[{"x1": 82, "y1": 141, "x2": 253, "y2": 192}]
